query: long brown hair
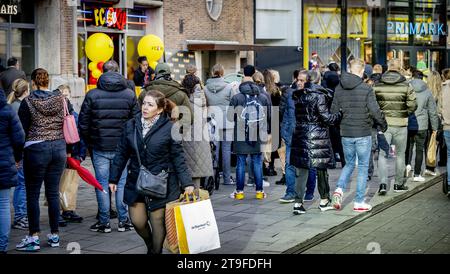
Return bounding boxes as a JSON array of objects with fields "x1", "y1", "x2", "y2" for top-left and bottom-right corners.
[
  {"x1": 138, "y1": 89, "x2": 176, "y2": 120},
  {"x1": 7, "y1": 78, "x2": 29, "y2": 104},
  {"x1": 263, "y1": 69, "x2": 281, "y2": 97},
  {"x1": 31, "y1": 68, "x2": 49, "y2": 89}
]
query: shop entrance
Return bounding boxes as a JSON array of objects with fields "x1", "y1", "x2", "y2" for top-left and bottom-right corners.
[{"x1": 387, "y1": 46, "x2": 445, "y2": 73}]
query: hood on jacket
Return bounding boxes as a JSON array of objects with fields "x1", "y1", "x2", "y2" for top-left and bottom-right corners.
[
  {"x1": 28, "y1": 90, "x2": 63, "y2": 116},
  {"x1": 205, "y1": 77, "x2": 228, "y2": 93},
  {"x1": 339, "y1": 72, "x2": 363, "y2": 90},
  {"x1": 239, "y1": 81, "x2": 260, "y2": 96},
  {"x1": 410, "y1": 79, "x2": 428, "y2": 93},
  {"x1": 97, "y1": 72, "x2": 129, "y2": 92},
  {"x1": 147, "y1": 78, "x2": 186, "y2": 98},
  {"x1": 380, "y1": 71, "x2": 407, "y2": 85},
  {"x1": 0, "y1": 89, "x2": 6, "y2": 109}
]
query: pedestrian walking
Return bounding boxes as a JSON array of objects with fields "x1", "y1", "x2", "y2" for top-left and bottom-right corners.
[
  {"x1": 290, "y1": 71, "x2": 341, "y2": 214},
  {"x1": 331, "y1": 59, "x2": 387, "y2": 212},
  {"x1": 373, "y1": 58, "x2": 417, "y2": 195},
  {"x1": 0, "y1": 88, "x2": 25, "y2": 254},
  {"x1": 109, "y1": 89, "x2": 194, "y2": 254},
  {"x1": 79, "y1": 60, "x2": 139, "y2": 233},
  {"x1": 16, "y1": 68, "x2": 69, "y2": 251},
  {"x1": 6, "y1": 79, "x2": 29, "y2": 230},
  {"x1": 439, "y1": 69, "x2": 450, "y2": 196},
  {"x1": 0, "y1": 57, "x2": 26, "y2": 97},
  {"x1": 180, "y1": 73, "x2": 214, "y2": 189}
]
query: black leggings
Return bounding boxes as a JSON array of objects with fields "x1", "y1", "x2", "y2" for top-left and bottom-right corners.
[{"x1": 406, "y1": 130, "x2": 427, "y2": 176}]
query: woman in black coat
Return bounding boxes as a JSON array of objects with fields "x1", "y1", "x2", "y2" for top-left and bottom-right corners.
[
  {"x1": 290, "y1": 85, "x2": 341, "y2": 215},
  {"x1": 109, "y1": 89, "x2": 194, "y2": 254},
  {"x1": 0, "y1": 88, "x2": 25, "y2": 253}
]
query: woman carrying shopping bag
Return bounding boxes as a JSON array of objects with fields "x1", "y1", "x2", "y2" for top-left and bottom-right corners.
[{"x1": 109, "y1": 89, "x2": 194, "y2": 254}]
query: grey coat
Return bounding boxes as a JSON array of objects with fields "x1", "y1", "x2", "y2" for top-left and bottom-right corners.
[
  {"x1": 409, "y1": 79, "x2": 439, "y2": 131},
  {"x1": 204, "y1": 77, "x2": 237, "y2": 130},
  {"x1": 182, "y1": 85, "x2": 214, "y2": 178}
]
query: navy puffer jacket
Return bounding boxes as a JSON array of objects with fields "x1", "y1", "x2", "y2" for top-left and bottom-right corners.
[
  {"x1": 0, "y1": 89, "x2": 25, "y2": 189},
  {"x1": 290, "y1": 87, "x2": 341, "y2": 169}
]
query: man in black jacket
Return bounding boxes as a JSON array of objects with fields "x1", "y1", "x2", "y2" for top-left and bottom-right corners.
[
  {"x1": 0, "y1": 57, "x2": 26, "y2": 97},
  {"x1": 78, "y1": 60, "x2": 139, "y2": 233},
  {"x1": 330, "y1": 58, "x2": 387, "y2": 212}
]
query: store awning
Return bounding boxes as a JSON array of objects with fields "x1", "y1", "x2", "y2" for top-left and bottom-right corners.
[{"x1": 186, "y1": 40, "x2": 265, "y2": 51}]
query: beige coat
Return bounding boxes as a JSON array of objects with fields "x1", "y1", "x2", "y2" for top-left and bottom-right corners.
[{"x1": 441, "y1": 80, "x2": 450, "y2": 131}]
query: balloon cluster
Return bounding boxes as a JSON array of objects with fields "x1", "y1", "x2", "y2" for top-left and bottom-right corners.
[{"x1": 85, "y1": 33, "x2": 114, "y2": 85}]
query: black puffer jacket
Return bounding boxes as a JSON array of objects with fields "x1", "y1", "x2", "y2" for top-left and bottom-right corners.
[
  {"x1": 109, "y1": 113, "x2": 193, "y2": 211},
  {"x1": 332, "y1": 72, "x2": 387, "y2": 137},
  {"x1": 78, "y1": 72, "x2": 140, "y2": 151},
  {"x1": 0, "y1": 89, "x2": 25, "y2": 189},
  {"x1": 290, "y1": 87, "x2": 341, "y2": 169}
]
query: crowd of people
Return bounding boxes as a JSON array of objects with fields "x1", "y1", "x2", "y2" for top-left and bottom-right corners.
[{"x1": 0, "y1": 54, "x2": 449, "y2": 254}]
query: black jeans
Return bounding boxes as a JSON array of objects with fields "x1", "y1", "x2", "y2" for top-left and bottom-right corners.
[
  {"x1": 24, "y1": 140, "x2": 66, "y2": 234},
  {"x1": 406, "y1": 130, "x2": 427, "y2": 176}
]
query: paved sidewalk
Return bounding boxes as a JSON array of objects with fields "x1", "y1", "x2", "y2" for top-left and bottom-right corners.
[
  {"x1": 6, "y1": 157, "x2": 447, "y2": 254},
  {"x1": 303, "y1": 183, "x2": 450, "y2": 254}
]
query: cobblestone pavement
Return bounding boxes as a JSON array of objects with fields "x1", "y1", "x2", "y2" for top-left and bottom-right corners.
[
  {"x1": 304, "y1": 183, "x2": 450, "y2": 254},
  {"x1": 6, "y1": 156, "x2": 447, "y2": 254}
]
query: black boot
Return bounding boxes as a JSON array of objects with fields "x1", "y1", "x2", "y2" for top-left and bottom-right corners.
[
  {"x1": 276, "y1": 175, "x2": 286, "y2": 185},
  {"x1": 378, "y1": 184, "x2": 387, "y2": 195},
  {"x1": 58, "y1": 215, "x2": 67, "y2": 227},
  {"x1": 62, "y1": 211, "x2": 83, "y2": 223}
]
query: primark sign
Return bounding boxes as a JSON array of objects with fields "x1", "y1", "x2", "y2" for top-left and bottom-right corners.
[{"x1": 387, "y1": 21, "x2": 446, "y2": 36}]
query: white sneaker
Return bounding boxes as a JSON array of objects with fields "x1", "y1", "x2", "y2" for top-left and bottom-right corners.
[
  {"x1": 424, "y1": 169, "x2": 437, "y2": 176},
  {"x1": 413, "y1": 175, "x2": 426, "y2": 182},
  {"x1": 353, "y1": 202, "x2": 372, "y2": 212},
  {"x1": 263, "y1": 180, "x2": 270, "y2": 187},
  {"x1": 332, "y1": 188, "x2": 343, "y2": 210},
  {"x1": 406, "y1": 165, "x2": 412, "y2": 177}
]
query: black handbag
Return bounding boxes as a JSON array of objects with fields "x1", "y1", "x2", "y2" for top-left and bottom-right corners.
[{"x1": 133, "y1": 127, "x2": 168, "y2": 199}]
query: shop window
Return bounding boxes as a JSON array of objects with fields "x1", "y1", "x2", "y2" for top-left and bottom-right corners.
[
  {"x1": 77, "y1": 33, "x2": 87, "y2": 81},
  {"x1": 126, "y1": 36, "x2": 140, "y2": 81},
  {"x1": 11, "y1": 28, "x2": 34, "y2": 76},
  {"x1": 0, "y1": 30, "x2": 6, "y2": 71}
]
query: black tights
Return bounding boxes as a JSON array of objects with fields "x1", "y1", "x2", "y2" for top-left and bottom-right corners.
[{"x1": 129, "y1": 203, "x2": 165, "y2": 254}]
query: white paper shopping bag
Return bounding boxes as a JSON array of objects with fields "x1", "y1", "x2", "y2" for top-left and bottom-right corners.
[{"x1": 178, "y1": 199, "x2": 221, "y2": 254}]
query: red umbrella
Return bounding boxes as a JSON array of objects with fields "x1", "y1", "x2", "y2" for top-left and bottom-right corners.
[{"x1": 66, "y1": 157, "x2": 107, "y2": 194}]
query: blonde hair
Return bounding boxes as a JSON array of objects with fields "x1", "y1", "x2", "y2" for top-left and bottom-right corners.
[
  {"x1": 263, "y1": 69, "x2": 281, "y2": 96},
  {"x1": 7, "y1": 78, "x2": 29, "y2": 104},
  {"x1": 427, "y1": 71, "x2": 442, "y2": 106},
  {"x1": 211, "y1": 64, "x2": 224, "y2": 77},
  {"x1": 349, "y1": 58, "x2": 365, "y2": 73},
  {"x1": 388, "y1": 58, "x2": 401, "y2": 71},
  {"x1": 373, "y1": 64, "x2": 383, "y2": 74},
  {"x1": 252, "y1": 71, "x2": 264, "y2": 85}
]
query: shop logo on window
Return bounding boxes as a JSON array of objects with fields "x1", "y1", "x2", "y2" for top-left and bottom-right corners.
[
  {"x1": 0, "y1": 4, "x2": 17, "y2": 15},
  {"x1": 206, "y1": 0, "x2": 223, "y2": 21},
  {"x1": 94, "y1": 8, "x2": 127, "y2": 30},
  {"x1": 387, "y1": 21, "x2": 446, "y2": 36}
]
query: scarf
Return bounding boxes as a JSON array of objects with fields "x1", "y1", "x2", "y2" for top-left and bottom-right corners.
[{"x1": 141, "y1": 114, "x2": 160, "y2": 137}]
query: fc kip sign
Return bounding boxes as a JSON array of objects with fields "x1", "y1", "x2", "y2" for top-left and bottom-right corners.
[{"x1": 0, "y1": 4, "x2": 18, "y2": 15}]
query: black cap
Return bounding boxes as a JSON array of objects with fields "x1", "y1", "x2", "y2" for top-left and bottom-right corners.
[{"x1": 243, "y1": 65, "x2": 255, "y2": 77}]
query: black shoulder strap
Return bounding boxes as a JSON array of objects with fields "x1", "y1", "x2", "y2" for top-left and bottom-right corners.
[{"x1": 133, "y1": 126, "x2": 142, "y2": 167}]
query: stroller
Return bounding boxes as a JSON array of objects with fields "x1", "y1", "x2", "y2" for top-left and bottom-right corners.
[{"x1": 200, "y1": 116, "x2": 221, "y2": 195}]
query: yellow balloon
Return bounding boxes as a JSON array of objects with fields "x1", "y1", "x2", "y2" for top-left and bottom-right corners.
[
  {"x1": 85, "y1": 33, "x2": 114, "y2": 62},
  {"x1": 137, "y1": 35, "x2": 164, "y2": 62},
  {"x1": 149, "y1": 61, "x2": 158, "y2": 70},
  {"x1": 92, "y1": 69, "x2": 102, "y2": 79},
  {"x1": 88, "y1": 61, "x2": 98, "y2": 72}
]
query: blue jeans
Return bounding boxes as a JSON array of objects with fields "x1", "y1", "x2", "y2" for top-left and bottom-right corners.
[
  {"x1": 0, "y1": 189, "x2": 11, "y2": 252},
  {"x1": 336, "y1": 136, "x2": 372, "y2": 203},
  {"x1": 284, "y1": 144, "x2": 297, "y2": 197},
  {"x1": 92, "y1": 150, "x2": 129, "y2": 224},
  {"x1": 24, "y1": 140, "x2": 67, "y2": 234},
  {"x1": 236, "y1": 153, "x2": 263, "y2": 191},
  {"x1": 444, "y1": 131, "x2": 450, "y2": 185},
  {"x1": 13, "y1": 161, "x2": 27, "y2": 221}
]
